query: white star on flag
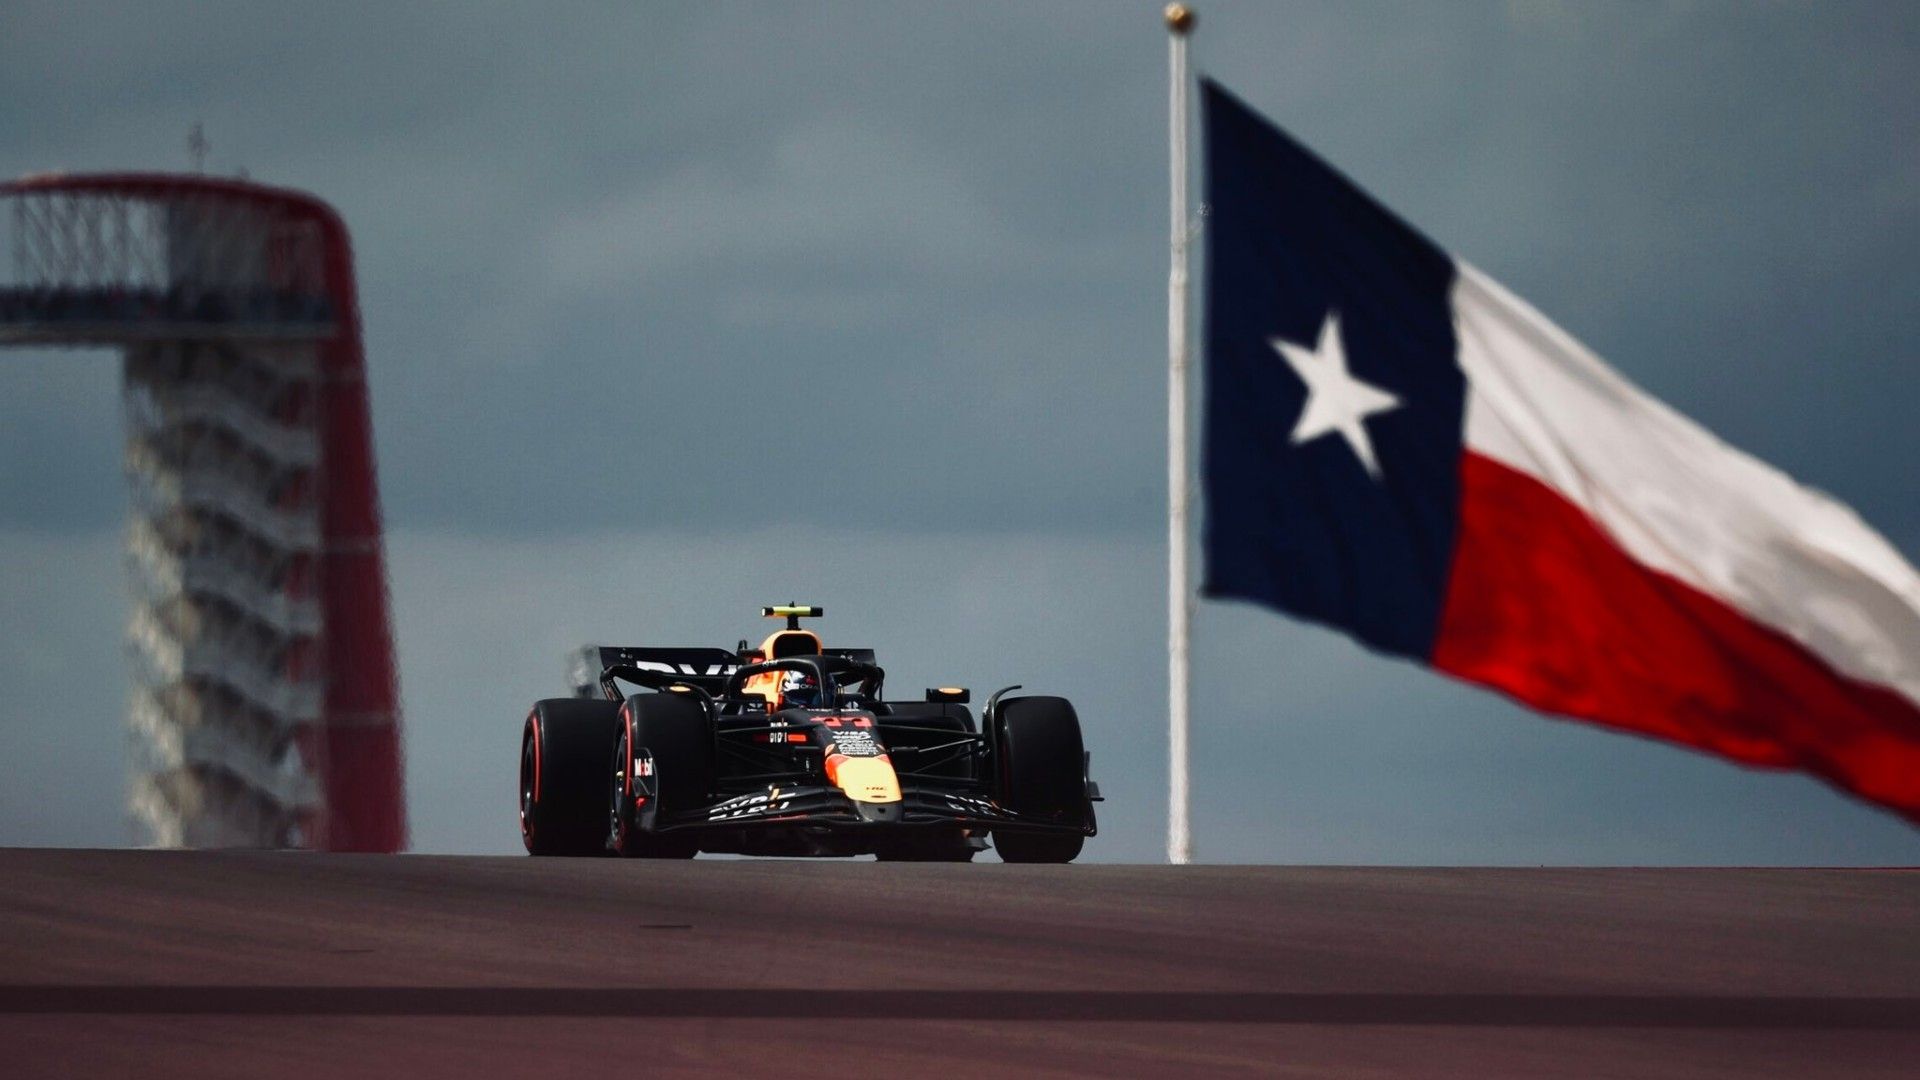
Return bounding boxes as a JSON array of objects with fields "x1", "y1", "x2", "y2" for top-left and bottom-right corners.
[{"x1": 1270, "y1": 312, "x2": 1403, "y2": 480}]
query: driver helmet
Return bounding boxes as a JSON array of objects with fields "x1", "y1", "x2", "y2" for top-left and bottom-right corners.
[{"x1": 780, "y1": 669, "x2": 821, "y2": 709}]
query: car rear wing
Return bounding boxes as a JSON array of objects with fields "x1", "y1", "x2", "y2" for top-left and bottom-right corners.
[{"x1": 568, "y1": 644, "x2": 876, "y2": 699}]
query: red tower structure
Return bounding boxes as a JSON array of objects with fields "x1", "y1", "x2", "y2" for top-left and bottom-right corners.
[{"x1": 0, "y1": 173, "x2": 405, "y2": 851}]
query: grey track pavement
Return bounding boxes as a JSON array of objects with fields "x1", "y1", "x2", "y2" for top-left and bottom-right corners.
[{"x1": 1, "y1": 850, "x2": 1916, "y2": 1077}]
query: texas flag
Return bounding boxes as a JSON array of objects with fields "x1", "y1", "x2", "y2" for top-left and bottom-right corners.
[{"x1": 1199, "y1": 80, "x2": 1920, "y2": 824}]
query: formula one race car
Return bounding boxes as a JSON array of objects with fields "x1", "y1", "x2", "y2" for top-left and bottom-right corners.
[{"x1": 517, "y1": 606, "x2": 1100, "y2": 862}]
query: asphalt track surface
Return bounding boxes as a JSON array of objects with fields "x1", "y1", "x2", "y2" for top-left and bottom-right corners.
[{"x1": 1, "y1": 851, "x2": 1915, "y2": 1077}]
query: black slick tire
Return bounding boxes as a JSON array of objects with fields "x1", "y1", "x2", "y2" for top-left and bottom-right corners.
[
  {"x1": 992, "y1": 695, "x2": 1088, "y2": 864},
  {"x1": 521, "y1": 698, "x2": 623, "y2": 856},
  {"x1": 609, "y1": 693, "x2": 713, "y2": 859}
]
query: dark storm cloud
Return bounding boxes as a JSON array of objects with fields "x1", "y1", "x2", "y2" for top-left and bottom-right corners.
[
  {"x1": 1, "y1": 1, "x2": 1171, "y2": 534},
  {"x1": 3, "y1": 2, "x2": 1914, "y2": 543},
  {"x1": 0, "y1": 3, "x2": 1915, "y2": 860}
]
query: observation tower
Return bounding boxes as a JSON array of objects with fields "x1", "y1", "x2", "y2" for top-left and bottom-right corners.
[{"x1": 0, "y1": 174, "x2": 404, "y2": 851}]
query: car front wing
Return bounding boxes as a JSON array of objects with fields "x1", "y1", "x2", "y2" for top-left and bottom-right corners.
[{"x1": 647, "y1": 783, "x2": 1096, "y2": 837}]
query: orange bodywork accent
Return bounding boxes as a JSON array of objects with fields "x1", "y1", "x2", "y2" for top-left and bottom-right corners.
[
  {"x1": 742, "y1": 629, "x2": 823, "y2": 706},
  {"x1": 741, "y1": 675, "x2": 777, "y2": 706},
  {"x1": 824, "y1": 753, "x2": 901, "y2": 804}
]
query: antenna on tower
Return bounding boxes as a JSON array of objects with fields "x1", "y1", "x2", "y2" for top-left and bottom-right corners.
[{"x1": 188, "y1": 123, "x2": 208, "y2": 173}]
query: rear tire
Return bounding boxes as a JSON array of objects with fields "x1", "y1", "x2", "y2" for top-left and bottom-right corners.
[
  {"x1": 609, "y1": 693, "x2": 712, "y2": 859},
  {"x1": 521, "y1": 698, "x2": 622, "y2": 856},
  {"x1": 879, "y1": 702, "x2": 976, "y2": 732},
  {"x1": 992, "y1": 696, "x2": 1088, "y2": 864}
]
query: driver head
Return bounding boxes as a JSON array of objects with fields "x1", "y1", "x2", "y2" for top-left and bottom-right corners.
[{"x1": 780, "y1": 669, "x2": 820, "y2": 709}]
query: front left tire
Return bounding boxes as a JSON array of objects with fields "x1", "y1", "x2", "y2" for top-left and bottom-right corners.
[{"x1": 608, "y1": 692, "x2": 712, "y2": 859}]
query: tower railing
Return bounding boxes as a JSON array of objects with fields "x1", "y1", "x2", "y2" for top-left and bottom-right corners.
[{"x1": 1, "y1": 173, "x2": 404, "y2": 851}]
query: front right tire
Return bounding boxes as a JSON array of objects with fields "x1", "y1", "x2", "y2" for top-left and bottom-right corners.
[{"x1": 992, "y1": 695, "x2": 1089, "y2": 864}]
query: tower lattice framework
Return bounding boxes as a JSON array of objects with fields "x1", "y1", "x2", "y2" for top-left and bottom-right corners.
[{"x1": 1, "y1": 174, "x2": 405, "y2": 850}]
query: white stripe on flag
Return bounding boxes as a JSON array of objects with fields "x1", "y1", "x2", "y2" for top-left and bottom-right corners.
[{"x1": 1451, "y1": 260, "x2": 1920, "y2": 706}]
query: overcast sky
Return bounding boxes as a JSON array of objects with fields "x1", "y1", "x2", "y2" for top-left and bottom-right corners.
[{"x1": 1, "y1": 2, "x2": 1915, "y2": 863}]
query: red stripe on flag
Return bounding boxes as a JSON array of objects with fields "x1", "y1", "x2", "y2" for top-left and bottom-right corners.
[{"x1": 1434, "y1": 452, "x2": 1920, "y2": 825}]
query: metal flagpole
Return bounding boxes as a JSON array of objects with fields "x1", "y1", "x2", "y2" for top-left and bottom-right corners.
[{"x1": 1165, "y1": 3, "x2": 1195, "y2": 866}]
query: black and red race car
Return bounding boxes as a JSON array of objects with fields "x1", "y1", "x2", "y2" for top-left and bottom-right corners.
[{"x1": 518, "y1": 606, "x2": 1099, "y2": 862}]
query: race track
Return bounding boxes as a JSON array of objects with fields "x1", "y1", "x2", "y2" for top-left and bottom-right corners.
[{"x1": 1, "y1": 850, "x2": 1915, "y2": 1077}]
